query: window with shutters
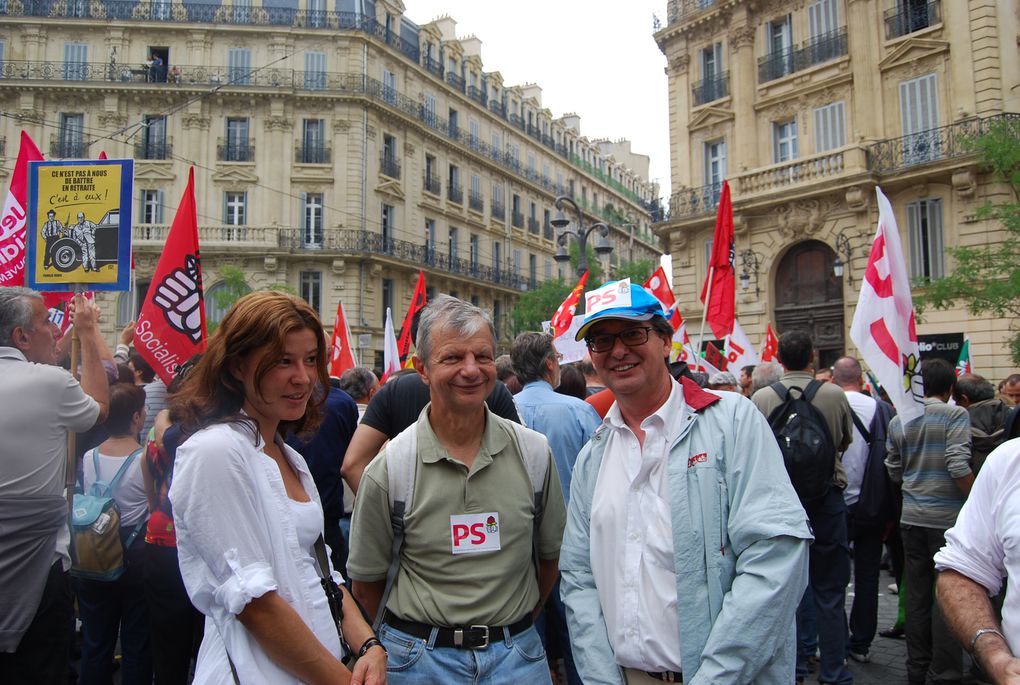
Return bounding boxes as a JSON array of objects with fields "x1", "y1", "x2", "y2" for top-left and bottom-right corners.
[
  {"x1": 907, "y1": 198, "x2": 944, "y2": 280},
  {"x1": 302, "y1": 193, "x2": 323, "y2": 247},
  {"x1": 307, "y1": 0, "x2": 325, "y2": 28},
  {"x1": 227, "y1": 48, "x2": 252, "y2": 85},
  {"x1": 425, "y1": 218, "x2": 437, "y2": 265},
  {"x1": 224, "y1": 118, "x2": 251, "y2": 161},
  {"x1": 765, "y1": 16, "x2": 793, "y2": 80},
  {"x1": 900, "y1": 74, "x2": 940, "y2": 165},
  {"x1": 57, "y1": 113, "x2": 85, "y2": 158},
  {"x1": 301, "y1": 119, "x2": 327, "y2": 163},
  {"x1": 382, "y1": 69, "x2": 396, "y2": 104},
  {"x1": 381, "y1": 204, "x2": 395, "y2": 252},
  {"x1": 140, "y1": 190, "x2": 163, "y2": 224},
  {"x1": 63, "y1": 43, "x2": 88, "y2": 81},
  {"x1": 773, "y1": 120, "x2": 799, "y2": 163},
  {"x1": 813, "y1": 102, "x2": 846, "y2": 152},
  {"x1": 300, "y1": 271, "x2": 322, "y2": 314},
  {"x1": 704, "y1": 140, "x2": 726, "y2": 205},
  {"x1": 381, "y1": 278, "x2": 393, "y2": 326},
  {"x1": 470, "y1": 234, "x2": 480, "y2": 272},
  {"x1": 224, "y1": 192, "x2": 247, "y2": 240},
  {"x1": 305, "y1": 51, "x2": 326, "y2": 90}
]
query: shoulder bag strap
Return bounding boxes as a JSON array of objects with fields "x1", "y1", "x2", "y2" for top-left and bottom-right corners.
[
  {"x1": 850, "y1": 410, "x2": 872, "y2": 445},
  {"x1": 377, "y1": 426, "x2": 418, "y2": 630}
]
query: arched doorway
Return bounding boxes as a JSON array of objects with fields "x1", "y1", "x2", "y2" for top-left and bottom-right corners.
[{"x1": 774, "y1": 240, "x2": 845, "y2": 370}]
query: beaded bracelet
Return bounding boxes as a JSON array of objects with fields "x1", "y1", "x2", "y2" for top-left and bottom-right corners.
[
  {"x1": 358, "y1": 636, "x2": 386, "y2": 658},
  {"x1": 970, "y1": 627, "x2": 1006, "y2": 654}
]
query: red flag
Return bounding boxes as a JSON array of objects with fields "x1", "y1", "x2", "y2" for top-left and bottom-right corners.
[
  {"x1": 643, "y1": 266, "x2": 683, "y2": 330},
  {"x1": 551, "y1": 270, "x2": 589, "y2": 339},
  {"x1": 397, "y1": 270, "x2": 427, "y2": 363},
  {"x1": 135, "y1": 168, "x2": 206, "y2": 385},
  {"x1": 699, "y1": 180, "x2": 735, "y2": 339},
  {"x1": 329, "y1": 300, "x2": 357, "y2": 377},
  {"x1": 704, "y1": 341, "x2": 728, "y2": 371},
  {"x1": 0, "y1": 132, "x2": 44, "y2": 288},
  {"x1": 760, "y1": 323, "x2": 779, "y2": 362}
]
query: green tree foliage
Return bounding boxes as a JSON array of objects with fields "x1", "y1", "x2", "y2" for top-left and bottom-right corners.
[
  {"x1": 610, "y1": 258, "x2": 659, "y2": 286},
  {"x1": 913, "y1": 117, "x2": 1020, "y2": 363},
  {"x1": 207, "y1": 265, "x2": 296, "y2": 332},
  {"x1": 510, "y1": 277, "x2": 571, "y2": 336}
]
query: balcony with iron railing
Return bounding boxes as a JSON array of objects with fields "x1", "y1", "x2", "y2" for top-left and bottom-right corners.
[
  {"x1": 134, "y1": 140, "x2": 172, "y2": 160},
  {"x1": 447, "y1": 183, "x2": 463, "y2": 204},
  {"x1": 446, "y1": 71, "x2": 465, "y2": 92},
  {"x1": 296, "y1": 145, "x2": 330, "y2": 164},
  {"x1": 489, "y1": 100, "x2": 506, "y2": 118},
  {"x1": 543, "y1": 221, "x2": 554, "y2": 241},
  {"x1": 885, "y1": 0, "x2": 940, "y2": 40},
  {"x1": 692, "y1": 71, "x2": 729, "y2": 106},
  {"x1": 758, "y1": 28, "x2": 848, "y2": 83},
  {"x1": 135, "y1": 225, "x2": 527, "y2": 289},
  {"x1": 867, "y1": 113, "x2": 1020, "y2": 175},
  {"x1": 467, "y1": 85, "x2": 486, "y2": 107},
  {"x1": 511, "y1": 211, "x2": 524, "y2": 229},
  {"x1": 380, "y1": 152, "x2": 400, "y2": 179},
  {"x1": 527, "y1": 217, "x2": 540, "y2": 235},
  {"x1": 491, "y1": 200, "x2": 505, "y2": 220},
  {"x1": 5, "y1": 57, "x2": 653, "y2": 218},
  {"x1": 423, "y1": 55, "x2": 443, "y2": 78},
  {"x1": 666, "y1": 0, "x2": 718, "y2": 25},
  {"x1": 50, "y1": 139, "x2": 89, "y2": 158},
  {"x1": 423, "y1": 174, "x2": 440, "y2": 196},
  {"x1": 468, "y1": 190, "x2": 484, "y2": 213},
  {"x1": 217, "y1": 142, "x2": 255, "y2": 162}
]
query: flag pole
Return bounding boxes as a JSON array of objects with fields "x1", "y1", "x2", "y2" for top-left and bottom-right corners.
[
  {"x1": 65, "y1": 286, "x2": 85, "y2": 510},
  {"x1": 697, "y1": 264, "x2": 716, "y2": 368}
]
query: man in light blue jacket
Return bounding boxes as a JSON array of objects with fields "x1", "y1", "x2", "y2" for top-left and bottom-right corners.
[{"x1": 560, "y1": 279, "x2": 812, "y2": 685}]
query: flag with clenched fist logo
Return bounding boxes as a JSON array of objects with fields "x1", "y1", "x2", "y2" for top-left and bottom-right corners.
[{"x1": 135, "y1": 168, "x2": 206, "y2": 385}]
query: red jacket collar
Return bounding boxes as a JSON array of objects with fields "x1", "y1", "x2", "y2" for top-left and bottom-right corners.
[{"x1": 679, "y1": 375, "x2": 721, "y2": 412}]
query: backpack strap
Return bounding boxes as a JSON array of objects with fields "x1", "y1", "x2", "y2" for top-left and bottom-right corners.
[
  {"x1": 850, "y1": 410, "x2": 872, "y2": 445},
  {"x1": 801, "y1": 379, "x2": 824, "y2": 403},
  {"x1": 770, "y1": 382, "x2": 791, "y2": 402},
  {"x1": 508, "y1": 422, "x2": 551, "y2": 577},
  {"x1": 377, "y1": 426, "x2": 418, "y2": 630},
  {"x1": 107, "y1": 448, "x2": 142, "y2": 494}
]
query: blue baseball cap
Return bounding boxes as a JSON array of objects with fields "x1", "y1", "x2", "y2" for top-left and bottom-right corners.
[{"x1": 575, "y1": 279, "x2": 667, "y2": 341}]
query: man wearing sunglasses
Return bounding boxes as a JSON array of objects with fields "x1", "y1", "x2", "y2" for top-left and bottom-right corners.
[{"x1": 560, "y1": 279, "x2": 812, "y2": 685}]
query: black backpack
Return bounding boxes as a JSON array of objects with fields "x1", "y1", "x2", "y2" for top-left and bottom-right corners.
[
  {"x1": 850, "y1": 400, "x2": 898, "y2": 527},
  {"x1": 767, "y1": 381, "x2": 835, "y2": 506}
]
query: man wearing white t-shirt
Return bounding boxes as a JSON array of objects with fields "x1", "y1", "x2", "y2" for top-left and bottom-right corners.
[
  {"x1": 0, "y1": 288, "x2": 110, "y2": 684},
  {"x1": 832, "y1": 356, "x2": 895, "y2": 664},
  {"x1": 935, "y1": 438, "x2": 1020, "y2": 684}
]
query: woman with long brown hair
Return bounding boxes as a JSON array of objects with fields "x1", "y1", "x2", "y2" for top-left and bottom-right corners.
[{"x1": 169, "y1": 292, "x2": 385, "y2": 684}]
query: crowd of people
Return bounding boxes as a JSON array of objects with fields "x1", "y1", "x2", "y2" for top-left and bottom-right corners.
[{"x1": 1, "y1": 280, "x2": 1020, "y2": 685}]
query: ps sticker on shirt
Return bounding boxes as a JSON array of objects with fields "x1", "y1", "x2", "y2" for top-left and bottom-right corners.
[{"x1": 450, "y1": 512, "x2": 501, "y2": 555}]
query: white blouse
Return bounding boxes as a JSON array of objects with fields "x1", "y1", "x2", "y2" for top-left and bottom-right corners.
[{"x1": 170, "y1": 421, "x2": 344, "y2": 684}]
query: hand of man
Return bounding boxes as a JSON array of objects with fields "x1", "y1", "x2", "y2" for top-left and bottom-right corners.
[
  {"x1": 350, "y1": 646, "x2": 386, "y2": 685},
  {"x1": 119, "y1": 320, "x2": 135, "y2": 345},
  {"x1": 981, "y1": 646, "x2": 1020, "y2": 685},
  {"x1": 69, "y1": 294, "x2": 101, "y2": 333}
]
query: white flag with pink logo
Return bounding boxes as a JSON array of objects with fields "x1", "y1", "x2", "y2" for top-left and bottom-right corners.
[
  {"x1": 850, "y1": 187, "x2": 925, "y2": 424},
  {"x1": 724, "y1": 319, "x2": 760, "y2": 371}
]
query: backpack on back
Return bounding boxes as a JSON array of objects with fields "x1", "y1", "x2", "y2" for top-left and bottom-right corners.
[
  {"x1": 766, "y1": 380, "x2": 835, "y2": 506},
  {"x1": 70, "y1": 448, "x2": 145, "y2": 581},
  {"x1": 850, "y1": 400, "x2": 898, "y2": 527}
]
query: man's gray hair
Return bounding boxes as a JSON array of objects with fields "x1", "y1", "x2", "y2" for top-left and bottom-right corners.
[
  {"x1": 751, "y1": 361, "x2": 784, "y2": 394},
  {"x1": 415, "y1": 294, "x2": 495, "y2": 363},
  {"x1": 0, "y1": 286, "x2": 43, "y2": 347},
  {"x1": 511, "y1": 332, "x2": 555, "y2": 385},
  {"x1": 337, "y1": 367, "x2": 378, "y2": 402}
]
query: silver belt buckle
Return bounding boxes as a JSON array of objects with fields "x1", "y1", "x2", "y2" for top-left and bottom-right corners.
[{"x1": 469, "y1": 624, "x2": 489, "y2": 649}]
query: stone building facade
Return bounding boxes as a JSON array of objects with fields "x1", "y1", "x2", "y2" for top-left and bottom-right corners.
[
  {"x1": 655, "y1": 0, "x2": 1019, "y2": 379},
  {"x1": 0, "y1": 0, "x2": 661, "y2": 364}
]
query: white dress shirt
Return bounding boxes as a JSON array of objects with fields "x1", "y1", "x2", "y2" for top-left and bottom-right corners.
[{"x1": 590, "y1": 381, "x2": 686, "y2": 672}]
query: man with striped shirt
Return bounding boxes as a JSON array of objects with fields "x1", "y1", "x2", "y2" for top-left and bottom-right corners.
[{"x1": 886, "y1": 357, "x2": 974, "y2": 685}]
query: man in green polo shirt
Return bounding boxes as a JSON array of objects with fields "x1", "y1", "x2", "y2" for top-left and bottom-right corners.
[{"x1": 348, "y1": 295, "x2": 565, "y2": 684}]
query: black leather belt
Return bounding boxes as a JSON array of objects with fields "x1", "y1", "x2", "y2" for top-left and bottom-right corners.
[
  {"x1": 644, "y1": 672, "x2": 682, "y2": 682},
  {"x1": 384, "y1": 611, "x2": 532, "y2": 649}
]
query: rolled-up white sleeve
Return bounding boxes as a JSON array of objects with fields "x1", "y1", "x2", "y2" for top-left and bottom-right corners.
[
  {"x1": 934, "y1": 442, "x2": 1008, "y2": 596},
  {"x1": 170, "y1": 427, "x2": 280, "y2": 616}
]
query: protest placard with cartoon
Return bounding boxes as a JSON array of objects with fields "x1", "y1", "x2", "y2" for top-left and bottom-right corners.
[{"x1": 25, "y1": 159, "x2": 133, "y2": 291}]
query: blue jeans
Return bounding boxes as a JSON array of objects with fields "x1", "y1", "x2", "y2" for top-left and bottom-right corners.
[
  {"x1": 379, "y1": 622, "x2": 552, "y2": 685},
  {"x1": 801, "y1": 487, "x2": 853, "y2": 685},
  {"x1": 76, "y1": 533, "x2": 152, "y2": 685}
]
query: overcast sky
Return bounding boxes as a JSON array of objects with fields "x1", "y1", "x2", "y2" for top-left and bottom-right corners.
[{"x1": 406, "y1": 0, "x2": 672, "y2": 198}]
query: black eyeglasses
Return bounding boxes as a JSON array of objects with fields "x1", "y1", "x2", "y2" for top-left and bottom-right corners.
[{"x1": 585, "y1": 326, "x2": 655, "y2": 353}]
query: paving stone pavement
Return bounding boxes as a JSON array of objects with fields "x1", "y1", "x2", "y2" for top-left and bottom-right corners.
[{"x1": 844, "y1": 565, "x2": 909, "y2": 685}]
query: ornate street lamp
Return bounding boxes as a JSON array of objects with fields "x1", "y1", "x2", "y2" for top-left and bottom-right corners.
[
  {"x1": 833, "y1": 230, "x2": 854, "y2": 285},
  {"x1": 551, "y1": 195, "x2": 614, "y2": 287},
  {"x1": 739, "y1": 249, "x2": 762, "y2": 297}
]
